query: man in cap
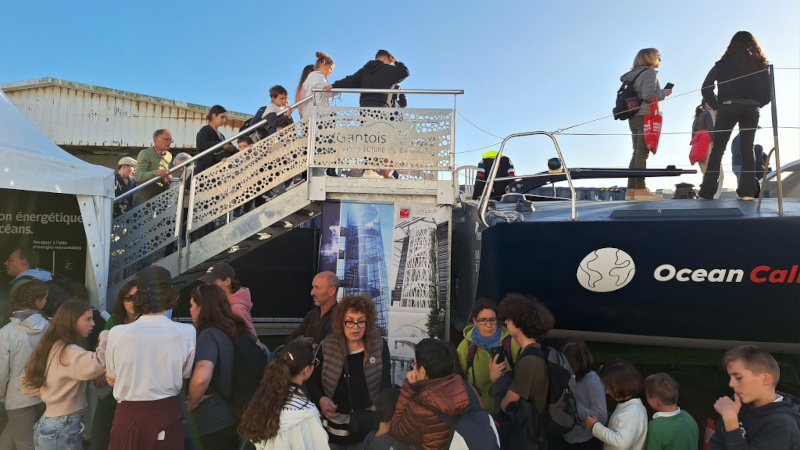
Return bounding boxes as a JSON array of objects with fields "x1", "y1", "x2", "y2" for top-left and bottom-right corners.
[
  {"x1": 114, "y1": 156, "x2": 138, "y2": 217},
  {"x1": 285, "y1": 271, "x2": 339, "y2": 347},
  {"x1": 105, "y1": 265, "x2": 196, "y2": 449},
  {"x1": 134, "y1": 129, "x2": 174, "y2": 203},
  {"x1": 198, "y1": 262, "x2": 257, "y2": 338}
]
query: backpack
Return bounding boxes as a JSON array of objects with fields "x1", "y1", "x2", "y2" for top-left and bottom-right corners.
[
  {"x1": 246, "y1": 106, "x2": 270, "y2": 142},
  {"x1": 519, "y1": 346, "x2": 579, "y2": 437},
  {"x1": 612, "y1": 69, "x2": 646, "y2": 120},
  {"x1": 12, "y1": 274, "x2": 72, "y2": 317},
  {"x1": 434, "y1": 381, "x2": 501, "y2": 450},
  {"x1": 465, "y1": 334, "x2": 515, "y2": 384},
  {"x1": 209, "y1": 330, "x2": 268, "y2": 417}
]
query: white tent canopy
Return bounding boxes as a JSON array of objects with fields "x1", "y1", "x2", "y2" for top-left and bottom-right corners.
[{"x1": 0, "y1": 89, "x2": 115, "y2": 309}]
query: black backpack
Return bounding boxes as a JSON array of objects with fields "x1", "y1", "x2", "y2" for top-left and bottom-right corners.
[
  {"x1": 247, "y1": 106, "x2": 270, "y2": 142},
  {"x1": 209, "y1": 330, "x2": 268, "y2": 417},
  {"x1": 519, "y1": 346, "x2": 579, "y2": 437},
  {"x1": 612, "y1": 69, "x2": 646, "y2": 120},
  {"x1": 434, "y1": 381, "x2": 501, "y2": 450},
  {"x1": 11, "y1": 274, "x2": 72, "y2": 317}
]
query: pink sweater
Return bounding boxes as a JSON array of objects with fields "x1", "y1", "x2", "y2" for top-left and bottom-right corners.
[
  {"x1": 229, "y1": 287, "x2": 257, "y2": 337},
  {"x1": 21, "y1": 341, "x2": 106, "y2": 417}
]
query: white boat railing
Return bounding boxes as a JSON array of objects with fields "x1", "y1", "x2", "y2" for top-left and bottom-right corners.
[{"x1": 477, "y1": 131, "x2": 578, "y2": 226}]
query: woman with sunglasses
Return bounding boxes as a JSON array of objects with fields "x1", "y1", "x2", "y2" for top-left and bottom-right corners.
[
  {"x1": 186, "y1": 283, "x2": 251, "y2": 449},
  {"x1": 456, "y1": 299, "x2": 520, "y2": 415},
  {"x1": 89, "y1": 280, "x2": 141, "y2": 450},
  {"x1": 238, "y1": 339, "x2": 328, "y2": 449},
  {"x1": 308, "y1": 295, "x2": 391, "y2": 450}
]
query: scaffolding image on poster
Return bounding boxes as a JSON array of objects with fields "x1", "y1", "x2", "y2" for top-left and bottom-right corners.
[
  {"x1": 388, "y1": 203, "x2": 450, "y2": 386},
  {"x1": 338, "y1": 202, "x2": 393, "y2": 338}
]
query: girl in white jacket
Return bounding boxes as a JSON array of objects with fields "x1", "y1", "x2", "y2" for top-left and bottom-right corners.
[
  {"x1": 238, "y1": 339, "x2": 329, "y2": 450},
  {"x1": 0, "y1": 280, "x2": 50, "y2": 450},
  {"x1": 586, "y1": 360, "x2": 647, "y2": 450}
]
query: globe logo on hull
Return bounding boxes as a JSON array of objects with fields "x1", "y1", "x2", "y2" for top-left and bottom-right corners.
[{"x1": 576, "y1": 248, "x2": 636, "y2": 292}]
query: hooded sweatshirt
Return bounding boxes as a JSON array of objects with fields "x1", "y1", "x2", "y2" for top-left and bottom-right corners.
[
  {"x1": 620, "y1": 66, "x2": 664, "y2": 117},
  {"x1": 332, "y1": 60, "x2": 410, "y2": 107},
  {"x1": 709, "y1": 393, "x2": 800, "y2": 450},
  {"x1": 254, "y1": 388, "x2": 330, "y2": 450},
  {"x1": 0, "y1": 312, "x2": 49, "y2": 409},
  {"x1": 229, "y1": 287, "x2": 257, "y2": 337}
]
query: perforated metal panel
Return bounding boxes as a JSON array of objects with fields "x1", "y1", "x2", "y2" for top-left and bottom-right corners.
[
  {"x1": 312, "y1": 107, "x2": 453, "y2": 173},
  {"x1": 189, "y1": 119, "x2": 310, "y2": 229}
]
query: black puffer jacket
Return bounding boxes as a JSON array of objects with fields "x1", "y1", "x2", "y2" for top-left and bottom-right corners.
[
  {"x1": 701, "y1": 58, "x2": 771, "y2": 109},
  {"x1": 332, "y1": 60, "x2": 410, "y2": 107}
]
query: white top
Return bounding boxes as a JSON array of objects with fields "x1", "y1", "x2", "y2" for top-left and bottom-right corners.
[
  {"x1": 254, "y1": 389, "x2": 330, "y2": 450},
  {"x1": 591, "y1": 397, "x2": 647, "y2": 450},
  {"x1": 106, "y1": 315, "x2": 196, "y2": 402},
  {"x1": 302, "y1": 71, "x2": 335, "y2": 109},
  {"x1": 652, "y1": 407, "x2": 682, "y2": 419}
]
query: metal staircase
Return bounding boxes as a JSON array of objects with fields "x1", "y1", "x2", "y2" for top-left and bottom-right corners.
[{"x1": 108, "y1": 89, "x2": 463, "y2": 300}]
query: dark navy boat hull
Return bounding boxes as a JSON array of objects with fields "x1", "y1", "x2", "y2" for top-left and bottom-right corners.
[{"x1": 452, "y1": 197, "x2": 800, "y2": 352}]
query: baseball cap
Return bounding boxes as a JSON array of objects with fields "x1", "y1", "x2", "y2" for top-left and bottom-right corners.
[
  {"x1": 135, "y1": 265, "x2": 172, "y2": 291},
  {"x1": 198, "y1": 262, "x2": 235, "y2": 283},
  {"x1": 118, "y1": 156, "x2": 137, "y2": 166}
]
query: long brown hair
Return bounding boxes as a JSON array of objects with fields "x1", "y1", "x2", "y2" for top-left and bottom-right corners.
[
  {"x1": 24, "y1": 301, "x2": 92, "y2": 388},
  {"x1": 237, "y1": 339, "x2": 315, "y2": 443},
  {"x1": 721, "y1": 31, "x2": 769, "y2": 68},
  {"x1": 191, "y1": 284, "x2": 248, "y2": 344},
  {"x1": 111, "y1": 280, "x2": 139, "y2": 325}
]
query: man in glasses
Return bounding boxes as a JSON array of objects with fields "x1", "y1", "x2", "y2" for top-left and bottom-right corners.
[
  {"x1": 134, "y1": 129, "x2": 174, "y2": 203},
  {"x1": 286, "y1": 271, "x2": 339, "y2": 348}
]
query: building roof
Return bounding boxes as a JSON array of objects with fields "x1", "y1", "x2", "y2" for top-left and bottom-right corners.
[{"x1": 0, "y1": 77, "x2": 249, "y2": 152}]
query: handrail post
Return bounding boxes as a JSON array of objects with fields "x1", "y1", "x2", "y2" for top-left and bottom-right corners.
[
  {"x1": 184, "y1": 172, "x2": 198, "y2": 272},
  {"x1": 477, "y1": 132, "x2": 577, "y2": 228},
  {"x1": 768, "y1": 64, "x2": 783, "y2": 215},
  {"x1": 174, "y1": 163, "x2": 192, "y2": 271}
]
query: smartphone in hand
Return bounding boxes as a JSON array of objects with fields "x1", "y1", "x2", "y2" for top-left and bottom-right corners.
[{"x1": 664, "y1": 82, "x2": 674, "y2": 90}]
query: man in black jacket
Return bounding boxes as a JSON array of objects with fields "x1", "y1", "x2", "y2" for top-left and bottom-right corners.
[
  {"x1": 324, "y1": 50, "x2": 410, "y2": 107},
  {"x1": 285, "y1": 271, "x2": 339, "y2": 347}
]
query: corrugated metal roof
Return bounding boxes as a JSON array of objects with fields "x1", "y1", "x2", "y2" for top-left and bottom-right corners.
[{"x1": 0, "y1": 78, "x2": 249, "y2": 150}]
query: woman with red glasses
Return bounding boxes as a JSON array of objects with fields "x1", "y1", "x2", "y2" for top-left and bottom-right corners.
[{"x1": 308, "y1": 295, "x2": 391, "y2": 450}]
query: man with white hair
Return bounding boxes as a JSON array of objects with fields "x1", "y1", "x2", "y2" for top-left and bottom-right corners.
[{"x1": 135, "y1": 129, "x2": 174, "y2": 203}]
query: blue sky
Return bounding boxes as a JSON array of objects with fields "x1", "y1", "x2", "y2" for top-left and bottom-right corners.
[{"x1": 2, "y1": 0, "x2": 798, "y2": 191}]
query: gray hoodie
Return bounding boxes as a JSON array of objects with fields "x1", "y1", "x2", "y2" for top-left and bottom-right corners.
[
  {"x1": 0, "y1": 312, "x2": 49, "y2": 409},
  {"x1": 621, "y1": 66, "x2": 665, "y2": 117}
]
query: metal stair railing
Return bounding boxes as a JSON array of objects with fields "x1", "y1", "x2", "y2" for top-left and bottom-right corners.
[{"x1": 108, "y1": 100, "x2": 312, "y2": 293}]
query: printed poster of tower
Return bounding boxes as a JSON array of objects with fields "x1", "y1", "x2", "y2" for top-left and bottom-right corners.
[
  {"x1": 336, "y1": 202, "x2": 394, "y2": 338},
  {"x1": 387, "y1": 203, "x2": 450, "y2": 386}
]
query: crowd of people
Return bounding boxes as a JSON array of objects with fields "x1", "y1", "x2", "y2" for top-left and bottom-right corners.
[
  {"x1": 111, "y1": 48, "x2": 411, "y2": 218},
  {"x1": 619, "y1": 31, "x2": 771, "y2": 202},
  {"x1": 3, "y1": 245, "x2": 799, "y2": 450}
]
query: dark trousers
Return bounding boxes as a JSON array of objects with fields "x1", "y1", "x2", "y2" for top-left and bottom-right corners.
[
  {"x1": 195, "y1": 424, "x2": 239, "y2": 450},
  {"x1": 627, "y1": 115, "x2": 649, "y2": 189},
  {"x1": 699, "y1": 103, "x2": 760, "y2": 199}
]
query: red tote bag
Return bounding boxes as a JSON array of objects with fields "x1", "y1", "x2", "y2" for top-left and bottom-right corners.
[{"x1": 643, "y1": 94, "x2": 662, "y2": 154}]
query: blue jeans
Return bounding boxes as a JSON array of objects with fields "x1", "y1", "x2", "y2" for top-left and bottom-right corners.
[{"x1": 33, "y1": 410, "x2": 85, "y2": 450}]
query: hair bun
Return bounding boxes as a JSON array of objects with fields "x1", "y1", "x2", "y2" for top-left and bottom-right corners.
[{"x1": 316, "y1": 51, "x2": 329, "y2": 58}]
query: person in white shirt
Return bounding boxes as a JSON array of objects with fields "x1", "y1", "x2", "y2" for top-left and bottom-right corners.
[{"x1": 105, "y1": 266, "x2": 196, "y2": 449}]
